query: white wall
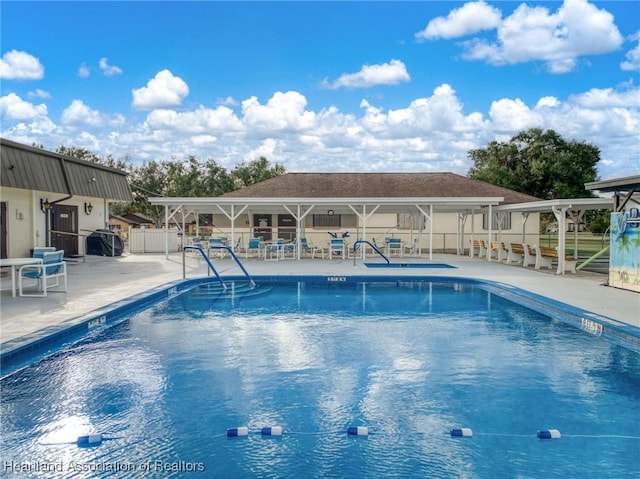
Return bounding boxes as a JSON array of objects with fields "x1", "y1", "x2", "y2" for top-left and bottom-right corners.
[{"x1": 1, "y1": 186, "x2": 112, "y2": 257}]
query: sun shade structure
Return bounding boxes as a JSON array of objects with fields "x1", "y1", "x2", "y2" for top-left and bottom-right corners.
[{"x1": 149, "y1": 172, "x2": 541, "y2": 259}]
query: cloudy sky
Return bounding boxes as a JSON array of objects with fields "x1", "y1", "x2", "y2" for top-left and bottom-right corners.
[{"x1": 1, "y1": 0, "x2": 639, "y2": 180}]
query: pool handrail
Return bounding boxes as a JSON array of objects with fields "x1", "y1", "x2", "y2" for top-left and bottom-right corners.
[
  {"x1": 210, "y1": 245, "x2": 256, "y2": 287},
  {"x1": 352, "y1": 240, "x2": 390, "y2": 265},
  {"x1": 184, "y1": 244, "x2": 256, "y2": 287},
  {"x1": 183, "y1": 245, "x2": 227, "y2": 289}
]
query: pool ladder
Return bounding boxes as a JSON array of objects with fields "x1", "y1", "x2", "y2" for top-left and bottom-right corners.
[
  {"x1": 183, "y1": 245, "x2": 255, "y2": 289},
  {"x1": 352, "y1": 240, "x2": 390, "y2": 265}
]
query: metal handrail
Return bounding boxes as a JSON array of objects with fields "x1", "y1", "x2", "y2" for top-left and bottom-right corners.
[
  {"x1": 183, "y1": 245, "x2": 255, "y2": 288},
  {"x1": 352, "y1": 240, "x2": 390, "y2": 265},
  {"x1": 210, "y1": 245, "x2": 256, "y2": 287},
  {"x1": 183, "y1": 245, "x2": 226, "y2": 289}
]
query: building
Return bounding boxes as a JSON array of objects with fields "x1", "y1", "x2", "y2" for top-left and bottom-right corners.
[{"x1": 0, "y1": 138, "x2": 133, "y2": 258}]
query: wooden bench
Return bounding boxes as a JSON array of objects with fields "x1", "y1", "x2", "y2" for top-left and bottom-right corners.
[
  {"x1": 490, "y1": 241, "x2": 508, "y2": 261},
  {"x1": 469, "y1": 239, "x2": 487, "y2": 258},
  {"x1": 523, "y1": 244, "x2": 537, "y2": 267},
  {"x1": 507, "y1": 243, "x2": 524, "y2": 264},
  {"x1": 534, "y1": 245, "x2": 577, "y2": 273}
]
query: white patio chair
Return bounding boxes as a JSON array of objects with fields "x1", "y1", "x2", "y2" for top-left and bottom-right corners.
[{"x1": 19, "y1": 250, "x2": 67, "y2": 297}]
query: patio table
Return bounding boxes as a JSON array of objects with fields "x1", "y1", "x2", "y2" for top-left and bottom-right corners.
[{"x1": 1, "y1": 257, "x2": 43, "y2": 297}]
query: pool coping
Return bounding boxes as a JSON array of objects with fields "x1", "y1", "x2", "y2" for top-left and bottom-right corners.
[{"x1": 2, "y1": 274, "x2": 639, "y2": 378}]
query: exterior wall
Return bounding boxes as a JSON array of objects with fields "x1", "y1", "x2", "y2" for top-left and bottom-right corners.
[
  {"x1": 1, "y1": 186, "x2": 110, "y2": 257},
  {"x1": 609, "y1": 210, "x2": 640, "y2": 292}
]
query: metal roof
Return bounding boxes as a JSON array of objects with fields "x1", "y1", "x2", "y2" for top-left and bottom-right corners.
[
  {"x1": 585, "y1": 175, "x2": 640, "y2": 193},
  {"x1": 1, "y1": 138, "x2": 133, "y2": 202}
]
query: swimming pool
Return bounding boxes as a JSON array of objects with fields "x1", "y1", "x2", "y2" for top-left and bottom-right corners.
[{"x1": 1, "y1": 277, "x2": 639, "y2": 478}]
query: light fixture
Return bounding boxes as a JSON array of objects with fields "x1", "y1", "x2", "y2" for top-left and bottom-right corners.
[
  {"x1": 40, "y1": 198, "x2": 53, "y2": 212},
  {"x1": 327, "y1": 209, "x2": 335, "y2": 216},
  {"x1": 89, "y1": 176, "x2": 97, "y2": 183},
  {"x1": 84, "y1": 202, "x2": 93, "y2": 215}
]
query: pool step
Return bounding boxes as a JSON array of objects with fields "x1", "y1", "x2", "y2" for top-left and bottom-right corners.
[{"x1": 187, "y1": 282, "x2": 270, "y2": 300}]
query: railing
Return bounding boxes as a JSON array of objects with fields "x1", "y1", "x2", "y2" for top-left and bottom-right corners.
[
  {"x1": 183, "y1": 245, "x2": 255, "y2": 288},
  {"x1": 183, "y1": 246, "x2": 226, "y2": 289},
  {"x1": 49, "y1": 229, "x2": 122, "y2": 262},
  {"x1": 352, "y1": 240, "x2": 390, "y2": 265}
]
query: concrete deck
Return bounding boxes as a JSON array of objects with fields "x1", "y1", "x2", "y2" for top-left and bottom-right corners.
[{"x1": 1, "y1": 252, "x2": 638, "y2": 353}]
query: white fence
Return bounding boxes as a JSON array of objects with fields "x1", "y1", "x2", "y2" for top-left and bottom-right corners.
[{"x1": 129, "y1": 228, "x2": 179, "y2": 253}]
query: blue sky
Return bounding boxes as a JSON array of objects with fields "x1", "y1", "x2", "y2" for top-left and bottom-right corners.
[{"x1": 1, "y1": 1, "x2": 639, "y2": 181}]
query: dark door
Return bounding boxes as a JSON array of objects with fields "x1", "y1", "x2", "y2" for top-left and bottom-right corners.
[
  {"x1": 277, "y1": 214, "x2": 296, "y2": 241},
  {"x1": 0, "y1": 202, "x2": 6, "y2": 258},
  {"x1": 51, "y1": 204, "x2": 78, "y2": 256},
  {"x1": 253, "y1": 214, "x2": 272, "y2": 241}
]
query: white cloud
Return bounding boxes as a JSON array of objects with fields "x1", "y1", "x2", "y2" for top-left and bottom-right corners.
[
  {"x1": 78, "y1": 63, "x2": 91, "y2": 78},
  {"x1": 0, "y1": 50, "x2": 44, "y2": 80},
  {"x1": 427, "y1": 0, "x2": 623, "y2": 74},
  {"x1": 242, "y1": 91, "x2": 316, "y2": 132},
  {"x1": 323, "y1": 59, "x2": 410, "y2": 89},
  {"x1": 621, "y1": 33, "x2": 640, "y2": 71},
  {"x1": 145, "y1": 105, "x2": 243, "y2": 133},
  {"x1": 27, "y1": 89, "x2": 51, "y2": 100},
  {"x1": 99, "y1": 58, "x2": 122, "y2": 76},
  {"x1": 1, "y1": 84, "x2": 638, "y2": 179},
  {"x1": 61, "y1": 99, "x2": 125, "y2": 128},
  {"x1": 0, "y1": 93, "x2": 48, "y2": 120},
  {"x1": 415, "y1": 1, "x2": 501, "y2": 40},
  {"x1": 132, "y1": 69, "x2": 189, "y2": 110}
]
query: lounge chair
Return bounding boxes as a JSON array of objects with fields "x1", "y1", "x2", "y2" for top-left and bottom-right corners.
[
  {"x1": 244, "y1": 238, "x2": 262, "y2": 258},
  {"x1": 19, "y1": 250, "x2": 67, "y2": 297},
  {"x1": 329, "y1": 238, "x2": 345, "y2": 259},
  {"x1": 207, "y1": 238, "x2": 226, "y2": 258},
  {"x1": 386, "y1": 238, "x2": 403, "y2": 257},
  {"x1": 299, "y1": 238, "x2": 324, "y2": 259},
  {"x1": 404, "y1": 238, "x2": 419, "y2": 256},
  {"x1": 265, "y1": 239, "x2": 285, "y2": 261}
]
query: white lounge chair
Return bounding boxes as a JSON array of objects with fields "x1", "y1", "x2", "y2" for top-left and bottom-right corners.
[
  {"x1": 329, "y1": 238, "x2": 345, "y2": 259},
  {"x1": 19, "y1": 250, "x2": 67, "y2": 297}
]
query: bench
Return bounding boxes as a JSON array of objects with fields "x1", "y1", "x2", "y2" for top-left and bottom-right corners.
[
  {"x1": 523, "y1": 244, "x2": 537, "y2": 267},
  {"x1": 507, "y1": 243, "x2": 524, "y2": 264},
  {"x1": 490, "y1": 241, "x2": 508, "y2": 261},
  {"x1": 534, "y1": 245, "x2": 577, "y2": 273},
  {"x1": 469, "y1": 239, "x2": 487, "y2": 258}
]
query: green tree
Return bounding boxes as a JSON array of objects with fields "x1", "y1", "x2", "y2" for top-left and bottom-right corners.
[
  {"x1": 231, "y1": 156, "x2": 286, "y2": 189},
  {"x1": 467, "y1": 128, "x2": 600, "y2": 200}
]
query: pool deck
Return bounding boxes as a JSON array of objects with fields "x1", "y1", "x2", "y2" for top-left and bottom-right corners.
[{"x1": 1, "y1": 252, "x2": 638, "y2": 353}]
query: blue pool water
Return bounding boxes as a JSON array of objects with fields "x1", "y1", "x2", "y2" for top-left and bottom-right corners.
[{"x1": 1, "y1": 279, "x2": 639, "y2": 478}]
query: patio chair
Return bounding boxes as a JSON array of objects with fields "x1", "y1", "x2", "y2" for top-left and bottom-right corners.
[
  {"x1": 299, "y1": 238, "x2": 324, "y2": 259},
  {"x1": 329, "y1": 238, "x2": 345, "y2": 260},
  {"x1": 386, "y1": 238, "x2": 403, "y2": 257},
  {"x1": 19, "y1": 250, "x2": 67, "y2": 297},
  {"x1": 404, "y1": 238, "x2": 419, "y2": 256},
  {"x1": 265, "y1": 239, "x2": 285, "y2": 261},
  {"x1": 33, "y1": 246, "x2": 56, "y2": 258},
  {"x1": 244, "y1": 238, "x2": 262, "y2": 258},
  {"x1": 207, "y1": 238, "x2": 226, "y2": 259}
]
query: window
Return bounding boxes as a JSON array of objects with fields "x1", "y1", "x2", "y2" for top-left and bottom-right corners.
[
  {"x1": 483, "y1": 212, "x2": 511, "y2": 230},
  {"x1": 397, "y1": 212, "x2": 425, "y2": 230},
  {"x1": 313, "y1": 214, "x2": 341, "y2": 228}
]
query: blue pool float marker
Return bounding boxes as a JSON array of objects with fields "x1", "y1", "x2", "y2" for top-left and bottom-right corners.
[
  {"x1": 76, "y1": 434, "x2": 103, "y2": 447},
  {"x1": 450, "y1": 428, "x2": 473, "y2": 437},
  {"x1": 347, "y1": 426, "x2": 368, "y2": 436},
  {"x1": 227, "y1": 427, "x2": 249, "y2": 437},
  {"x1": 261, "y1": 426, "x2": 283, "y2": 436},
  {"x1": 537, "y1": 429, "x2": 561, "y2": 439}
]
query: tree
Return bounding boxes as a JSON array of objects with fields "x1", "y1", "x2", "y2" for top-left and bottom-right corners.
[
  {"x1": 231, "y1": 157, "x2": 286, "y2": 189},
  {"x1": 467, "y1": 128, "x2": 600, "y2": 200}
]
